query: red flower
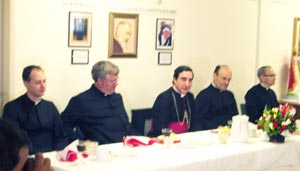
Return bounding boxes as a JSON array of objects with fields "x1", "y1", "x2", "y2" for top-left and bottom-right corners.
[
  {"x1": 281, "y1": 110, "x2": 286, "y2": 116},
  {"x1": 280, "y1": 105, "x2": 288, "y2": 115},
  {"x1": 273, "y1": 122, "x2": 279, "y2": 128},
  {"x1": 280, "y1": 125, "x2": 287, "y2": 132},
  {"x1": 258, "y1": 104, "x2": 296, "y2": 137},
  {"x1": 280, "y1": 104, "x2": 288, "y2": 111}
]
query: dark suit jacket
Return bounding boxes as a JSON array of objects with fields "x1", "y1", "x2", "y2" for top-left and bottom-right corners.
[{"x1": 61, "y1": 84, "x2": 140, "y2": 144}]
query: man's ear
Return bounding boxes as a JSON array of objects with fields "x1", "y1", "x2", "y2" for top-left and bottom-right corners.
[
  {"x1": 23, "y1": 81, "x2": 29, "y2": 88},
  {"x1": 96, "y1": 77, "x2": 104, "y2": 85},
  {"x1": 213, "y1": 73, "x2": 217, "y2": 80}
]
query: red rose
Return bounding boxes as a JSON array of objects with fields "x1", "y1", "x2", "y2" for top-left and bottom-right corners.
[{"x1": 280, "y1": 125, "x2": 287, "y2": 132}]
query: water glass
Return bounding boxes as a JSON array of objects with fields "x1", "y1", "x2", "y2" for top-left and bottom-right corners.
[
  {"x1": 161, "y1": 128, "x2": 173, "y2": 148},
  {"x1": 218, "y1": 130, "x2": 229, "y2": 144},
  {"x1": 227, "y1": 120, "x2": 232, "y2": 128},
  {"x1": 76, "y1": 140, "x2": 86, "y2": 163},
  {"x1": 161, "y1": 128, "x2": 172, "y2": 137},
  {"x1": 85, "y1": 140, "x2": 98, "y2": 160}
]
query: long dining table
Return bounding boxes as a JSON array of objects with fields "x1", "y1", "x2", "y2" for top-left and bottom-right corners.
[{"x1": 44, "y1": 130, "x2": 300, "y2": 171}]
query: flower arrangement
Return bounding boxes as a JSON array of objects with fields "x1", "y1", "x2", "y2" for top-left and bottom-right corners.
[{"x1": 257, "y1": 104, "x2": 297, "y2": 137}]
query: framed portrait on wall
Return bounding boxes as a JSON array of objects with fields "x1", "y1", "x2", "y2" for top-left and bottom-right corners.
[
  {"x1": 68, "y1": 12, "x2": 92, "y2": 47},
  {"x1": 108, "y1": 12, "x2": 139, "y2": 58},
  {"x1": 292, "y1": 17, "x2": 300, "y2": 56},
  {"x1": 156, "y1": 18, "x2": 175, "y2": 50}
]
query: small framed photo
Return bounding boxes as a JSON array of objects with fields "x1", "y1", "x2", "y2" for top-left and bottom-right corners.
[
  {"x1": 71, "y1": 49, "x2": 89, "y2": 64},
  {"x1": 108, "y1": 12, "x2": 139, "y2": 58},
  {"x1": 68, "y1": 12, "x2": 92, "y2": 47},
  {"x1": 158, "y1": 52, "x2": 172, "y2": 65},
  {"x1": 156, "y1": 18, "x2": 175, "y2": 50}
]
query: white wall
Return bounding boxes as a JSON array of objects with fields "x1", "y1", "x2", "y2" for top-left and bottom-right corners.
[
  {"x1": 0, "y1": 0, "x2": 3, "y2": 112},
  {"x1": 2, "y1": 0, "x2": 300, "y2": 118},
  {"x1": 258, "y1": 0, "x2": 300, "y2": 97}
]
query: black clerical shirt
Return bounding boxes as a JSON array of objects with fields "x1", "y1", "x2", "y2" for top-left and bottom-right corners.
[
  {"x1": 61, "y1": 85, "x2": 140, "y2": 145},
  {"x1": 3, "y1": 94, "x2": 68, "y2": 154},
  {"x1": 245, "y1": 84, "x2": 279, "y2": 123},
  {"x1": 193, "y1": 84, "x2": 238, "y2": 130},
  {"x1": 150, "y1": 87, "x2": 194, "y2": 136}
]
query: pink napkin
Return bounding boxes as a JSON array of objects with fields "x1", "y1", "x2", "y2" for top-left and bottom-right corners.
[
  {"x1": 57, "y1": 140, "x2": 89, "y2": 162},
  {"x1": 122, "y1": 136, "x2": 157, "y2": 147},
  {"x1": 57, "y1": 150, "x2": 78, "y2": 162}
]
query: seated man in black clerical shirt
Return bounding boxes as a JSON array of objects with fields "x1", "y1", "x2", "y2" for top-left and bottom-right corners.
[
  {"x1": 245, "y1": 66, "x2": 279, "y2": 123},
  {"x1": 61, "y1": 60, "x2": 140, "y2": 145},
  {"x1": 192, "y1": 65, "x2": 238, "y2": 131},
  {"x1": 3, "y1": 65, "x2": 68, "y2": 154},
  {"x1": 149, "y1": 65, "x2": 195, "y2": 136}
]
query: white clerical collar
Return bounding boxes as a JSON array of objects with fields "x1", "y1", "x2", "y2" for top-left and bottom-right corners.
[
  {"x1": 35, "y1": 100, "x2": 41, "y2": 106},
  {"x1": 212, "y1": 82, "x2": 223, "y2": 92},
  {"x1": 260, "y1": 83, "x2": 269, "y2": 90},
  {"x1": 172, "y1": 86, "x2": 186, "y2": 98}
]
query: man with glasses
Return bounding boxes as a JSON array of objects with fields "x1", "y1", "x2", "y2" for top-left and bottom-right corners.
[
  {"x1": 61, "y1": 61, "x2": 139, "y2": 145},
  {"x1": 245, "y1": 66, "x2": 279, "y2": 123},
  {"x1": 192, "y1": 65, "x2": 238, "y2": 131}
]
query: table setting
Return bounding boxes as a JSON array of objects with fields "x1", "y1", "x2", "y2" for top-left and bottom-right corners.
[{"x1": 44, "y1": 118, "x2": 300, "y2": 171}]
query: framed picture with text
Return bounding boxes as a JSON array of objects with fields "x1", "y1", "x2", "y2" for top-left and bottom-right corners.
[
  {"x1": 71, "y1": 49, "x2": 89, "y2": 64},
  {"x1": 158, "y1": 52, "x2": 172, "y2": 65}
]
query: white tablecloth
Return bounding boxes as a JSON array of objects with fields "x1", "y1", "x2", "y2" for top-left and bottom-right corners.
[{"x1": 45, "y1": 131, "x2": 300, "y2": 171}]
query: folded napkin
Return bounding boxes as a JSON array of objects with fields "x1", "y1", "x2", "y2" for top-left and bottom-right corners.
[
  {"x1": 57, "y1": 140, "x2": 89, "y2": 162},
  {"x1": 57, "y1": 150, "x2": 78, "y2": 162},
  {"x1": 122, "y1": 136, "x2": 157, "y2": 147}
]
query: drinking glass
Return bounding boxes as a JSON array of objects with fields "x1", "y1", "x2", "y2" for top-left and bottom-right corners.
[
  {"x1": 76, "y1": 140, "x2": 86, "y2": 163},
  {"x1": 161, "y1": 128, "x2": 173, "y2": 148},
  {"x1": 161, "y1": 128, "x2": 172, "y2": 137},
  {"x1": 218, "y1": 129, "x2": 229, "y2": 144},
  {"x1": 227, "y1": 120, "x2": 232, "y2": 128},
  {"x1": 85, "y1": 140, "x2": 98, "y2": 160}
]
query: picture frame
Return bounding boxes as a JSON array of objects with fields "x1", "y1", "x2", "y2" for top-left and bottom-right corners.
[
  {"x1": 292, "y1": 17, "x2": 300, "y2": 56},
  {"x1": 156, "y1": 18, "x2": 175, "y2": 50},
  {"x1": 68, "y1": 12, "x2": 92, "y2": 47},
  {"x1": 158, "y1": 52, "x2": 172, "y2": 65},
  {"x1": 71, "y1": 49, "x2": 89, "y2": 64},
  {"x1": 108, "y1": 12, "x2": 139, "y2": 58}
]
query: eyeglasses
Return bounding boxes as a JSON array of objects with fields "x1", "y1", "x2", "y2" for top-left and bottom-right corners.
[
  {"x1": 263, "y1": 74, "x2": 276, "y2": 77},
  {"x1": 105, "y1": 78, "x2": 118, "y2": 84}
]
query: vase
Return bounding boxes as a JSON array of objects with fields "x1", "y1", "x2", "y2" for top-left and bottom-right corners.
[{"x1": 269, "y1": 134, "x2": 285, "y2": 143}]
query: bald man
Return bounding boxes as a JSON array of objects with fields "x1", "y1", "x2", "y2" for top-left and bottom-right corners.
[{"x1": 191, "y1": 65, "x2": 238, "y2": 131}]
